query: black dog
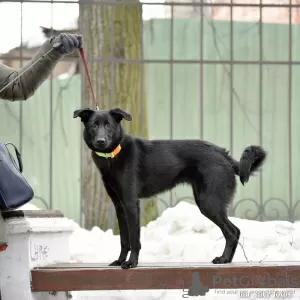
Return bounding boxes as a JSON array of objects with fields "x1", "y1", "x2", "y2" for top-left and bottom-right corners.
[{"x1": 74, "y1": 107, "x2": 267, "y2": 269}]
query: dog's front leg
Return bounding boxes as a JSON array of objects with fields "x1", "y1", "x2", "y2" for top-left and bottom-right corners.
[
  {"x1": 109, "y1": 204, "x2": 130, "y2": 266},
  {"x1": 109, "y1": 201, "x2": 131, "y2": 266},
  {"x1": 103, "y1": 183, "x2": 130, "y2": 266},
  {"x1": 120, "y1": 194, "x2": 141, "y2": 269}
]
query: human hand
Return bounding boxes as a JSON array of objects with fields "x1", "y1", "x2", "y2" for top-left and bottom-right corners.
[{"x1": 50, "y1": 33, "x2": 83, "y2": 55}]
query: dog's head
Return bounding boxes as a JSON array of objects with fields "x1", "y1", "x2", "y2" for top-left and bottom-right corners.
[{"x1": 73, "y1": 108, "x2": 132, "y2": 152}]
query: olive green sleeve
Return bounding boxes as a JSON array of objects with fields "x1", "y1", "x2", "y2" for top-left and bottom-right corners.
[{"x1": 0, "y1": 39, "x2": 64, "y2": 101}]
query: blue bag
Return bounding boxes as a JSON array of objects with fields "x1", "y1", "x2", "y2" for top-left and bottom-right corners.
[{"x1": 0, "y1": 142, "x2": 34, "y2": 210}]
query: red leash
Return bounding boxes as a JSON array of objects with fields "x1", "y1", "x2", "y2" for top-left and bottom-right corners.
[{"x1": 79, "y1": 48, "x2": 99, "y2": 110}]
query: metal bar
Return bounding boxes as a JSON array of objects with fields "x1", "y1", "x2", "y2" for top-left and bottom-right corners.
[
  {"x1": 227, "y1": 0, "x2": 234, "y2": 216},
  {"x1": 109, "y1": 1, "x2": 115, "y2": 108},
  {"x1": 139, "y1": 2, "x2": 145, "y2": 224},
  {"x1": 170, "y1": 3, "x2": 174, "y2": 206},
  {"x1": 19, "y1": 1, "x2": 23, "y2": 153},
  {"x1": 0, "y1": 56, "x2": 78, "y2": 61},
  {"x1": 288, "y1": 0, "x2": 293, "y2": 220},
  {"x1": 259, "y1": 0, "x2": 263, "y2": 221},
  {"x1": 229, "y1": 0, "x2": 233, "y2": 161},
  {"x1": 1, "y1": 0, "x2": 300, "y2": 7},
  {"x1": 78, "y1": 0, "x2": 84, "y2": 227},
  {"x1": 170, "y1": 4, "x2": 174, "y2": 141},
  {"x1": 105, "y1": 1, "x2": 116, "y2": 231},
  {"x1": 80, "y1": 59, "x2": 300, "y2": 65},
  {"x1": 139, "y1": 3, "x2": 144, "y2": 139},
  {"x1": 2, "y1": 56, "x2": 300, "y2": 65},
  {"x1": 49, "y1": 0, "x2": 54, "y2": 210},
  {"x1": 98, "y1": 3, "x2": 104, "y2": 109},
  {"x1": 200, "y1": 0, "x2": 204, "y2": 139}
]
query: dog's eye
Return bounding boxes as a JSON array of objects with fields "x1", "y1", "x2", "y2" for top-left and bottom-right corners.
[
  {"x1": 105, "y1": 123, "x2": 111, "y2": 128},
  {"x1": 93, "y1": 124, "x2": 98, "y2": 130}
]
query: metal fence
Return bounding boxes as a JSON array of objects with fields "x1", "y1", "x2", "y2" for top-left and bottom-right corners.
[{"x1": 0, "y1": 0, "x2": 299, "y2": 228}]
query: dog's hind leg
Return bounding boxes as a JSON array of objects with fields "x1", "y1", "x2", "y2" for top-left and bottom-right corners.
[
  {"x1": 104, "y1": 184, "x2": 131, "y2": 266},
  {"x1": 225, "y1": 218, "x2": 241, "y2": 262},
  {"x1": 136, "y1": 200, "x2": 141, "y2": 245},
  {"x1": 192, "y1": 184, "x2": 240, "y2": 264}
]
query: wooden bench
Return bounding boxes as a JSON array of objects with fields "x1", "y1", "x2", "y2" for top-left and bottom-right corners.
[
  {"x1": 2, "y1": 209, "x2": 64, "y2": 219},
  {"x1": 31, "y1": 262, "x2": 300, "y2": 292}
]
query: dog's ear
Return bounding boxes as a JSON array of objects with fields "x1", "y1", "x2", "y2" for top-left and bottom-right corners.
[
  {"x1": 73, "y1": 108, "x2": 94, "y2": 123},
  {"x1": 109, "y1": 108, "x2": 132, "y2": 122}
]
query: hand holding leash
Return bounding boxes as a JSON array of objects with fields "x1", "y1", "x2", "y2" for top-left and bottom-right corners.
[
  {"x1": 0, "y1": 32, "x2": 98, "y2": 110},
  {"x1": 50, "y1": 33, "x2": 83, "y2": 55}
]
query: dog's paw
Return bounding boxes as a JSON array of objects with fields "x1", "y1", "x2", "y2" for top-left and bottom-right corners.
[
  {"x1": 212, "y1": 256, "x2": 230, "y2": 264},
  {"x1": 109, "y1": 260, "x2": 124, "y2": 266},
  {"x1": 121, "y1": 260, "x2": 138, "y2": 269}
]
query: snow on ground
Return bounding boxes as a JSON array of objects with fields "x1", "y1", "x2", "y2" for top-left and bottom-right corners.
[
  {"x1": 20, "y1": 203, "x2": 41, "y2": 210},
  {"x1": 65, "y1": 201, "x2": 300, "y2": 300}
]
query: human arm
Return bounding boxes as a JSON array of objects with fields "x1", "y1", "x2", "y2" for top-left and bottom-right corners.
[{"x1": 0, "y1": 33, "x2": 82, "y2": 101}]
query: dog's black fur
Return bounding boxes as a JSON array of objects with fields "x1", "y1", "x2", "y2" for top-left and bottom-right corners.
[{"x1": 74, "y1": 107, "x2": 267, "y2": 269}]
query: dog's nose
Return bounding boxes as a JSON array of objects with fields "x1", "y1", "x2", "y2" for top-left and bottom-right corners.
[{"x1": 96, "y1": 138, "x2": 106, "y2": 145}]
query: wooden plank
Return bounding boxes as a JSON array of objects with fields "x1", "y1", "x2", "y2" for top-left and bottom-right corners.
[
  {"x1": 2, "y1": 210, "x2": 64, "y2": 219},
  {"x1": 31, "y1": 263, "x2": 300, "y2": 291},
  {"x1": 35, "y1": 261, "x2": 300, "y2": 269}
]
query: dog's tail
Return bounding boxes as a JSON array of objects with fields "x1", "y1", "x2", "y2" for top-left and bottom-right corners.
[
  {"x1": 221, "y1": 145, "x2": 266, "y2": 185},
  {"x1": 210, "y1": 143, "x2": 267, "y2": 186},
  {"x1": 236, "y1": 146, "x2": 267, "y2": 185}
]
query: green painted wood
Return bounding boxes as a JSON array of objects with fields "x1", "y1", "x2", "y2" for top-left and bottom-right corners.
[
  {"x1": 21, "y1": 80, "x2": 51, "y2": 211},
  {"x1": 0, "y1": 76, "x2": 81, "y2": 223},
  {"x1": 51, "y1": 76, "x2": 81, "y2": 223},
  {"x1": 143, "y1": 19, "x2": 300, "y2": 221}
]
